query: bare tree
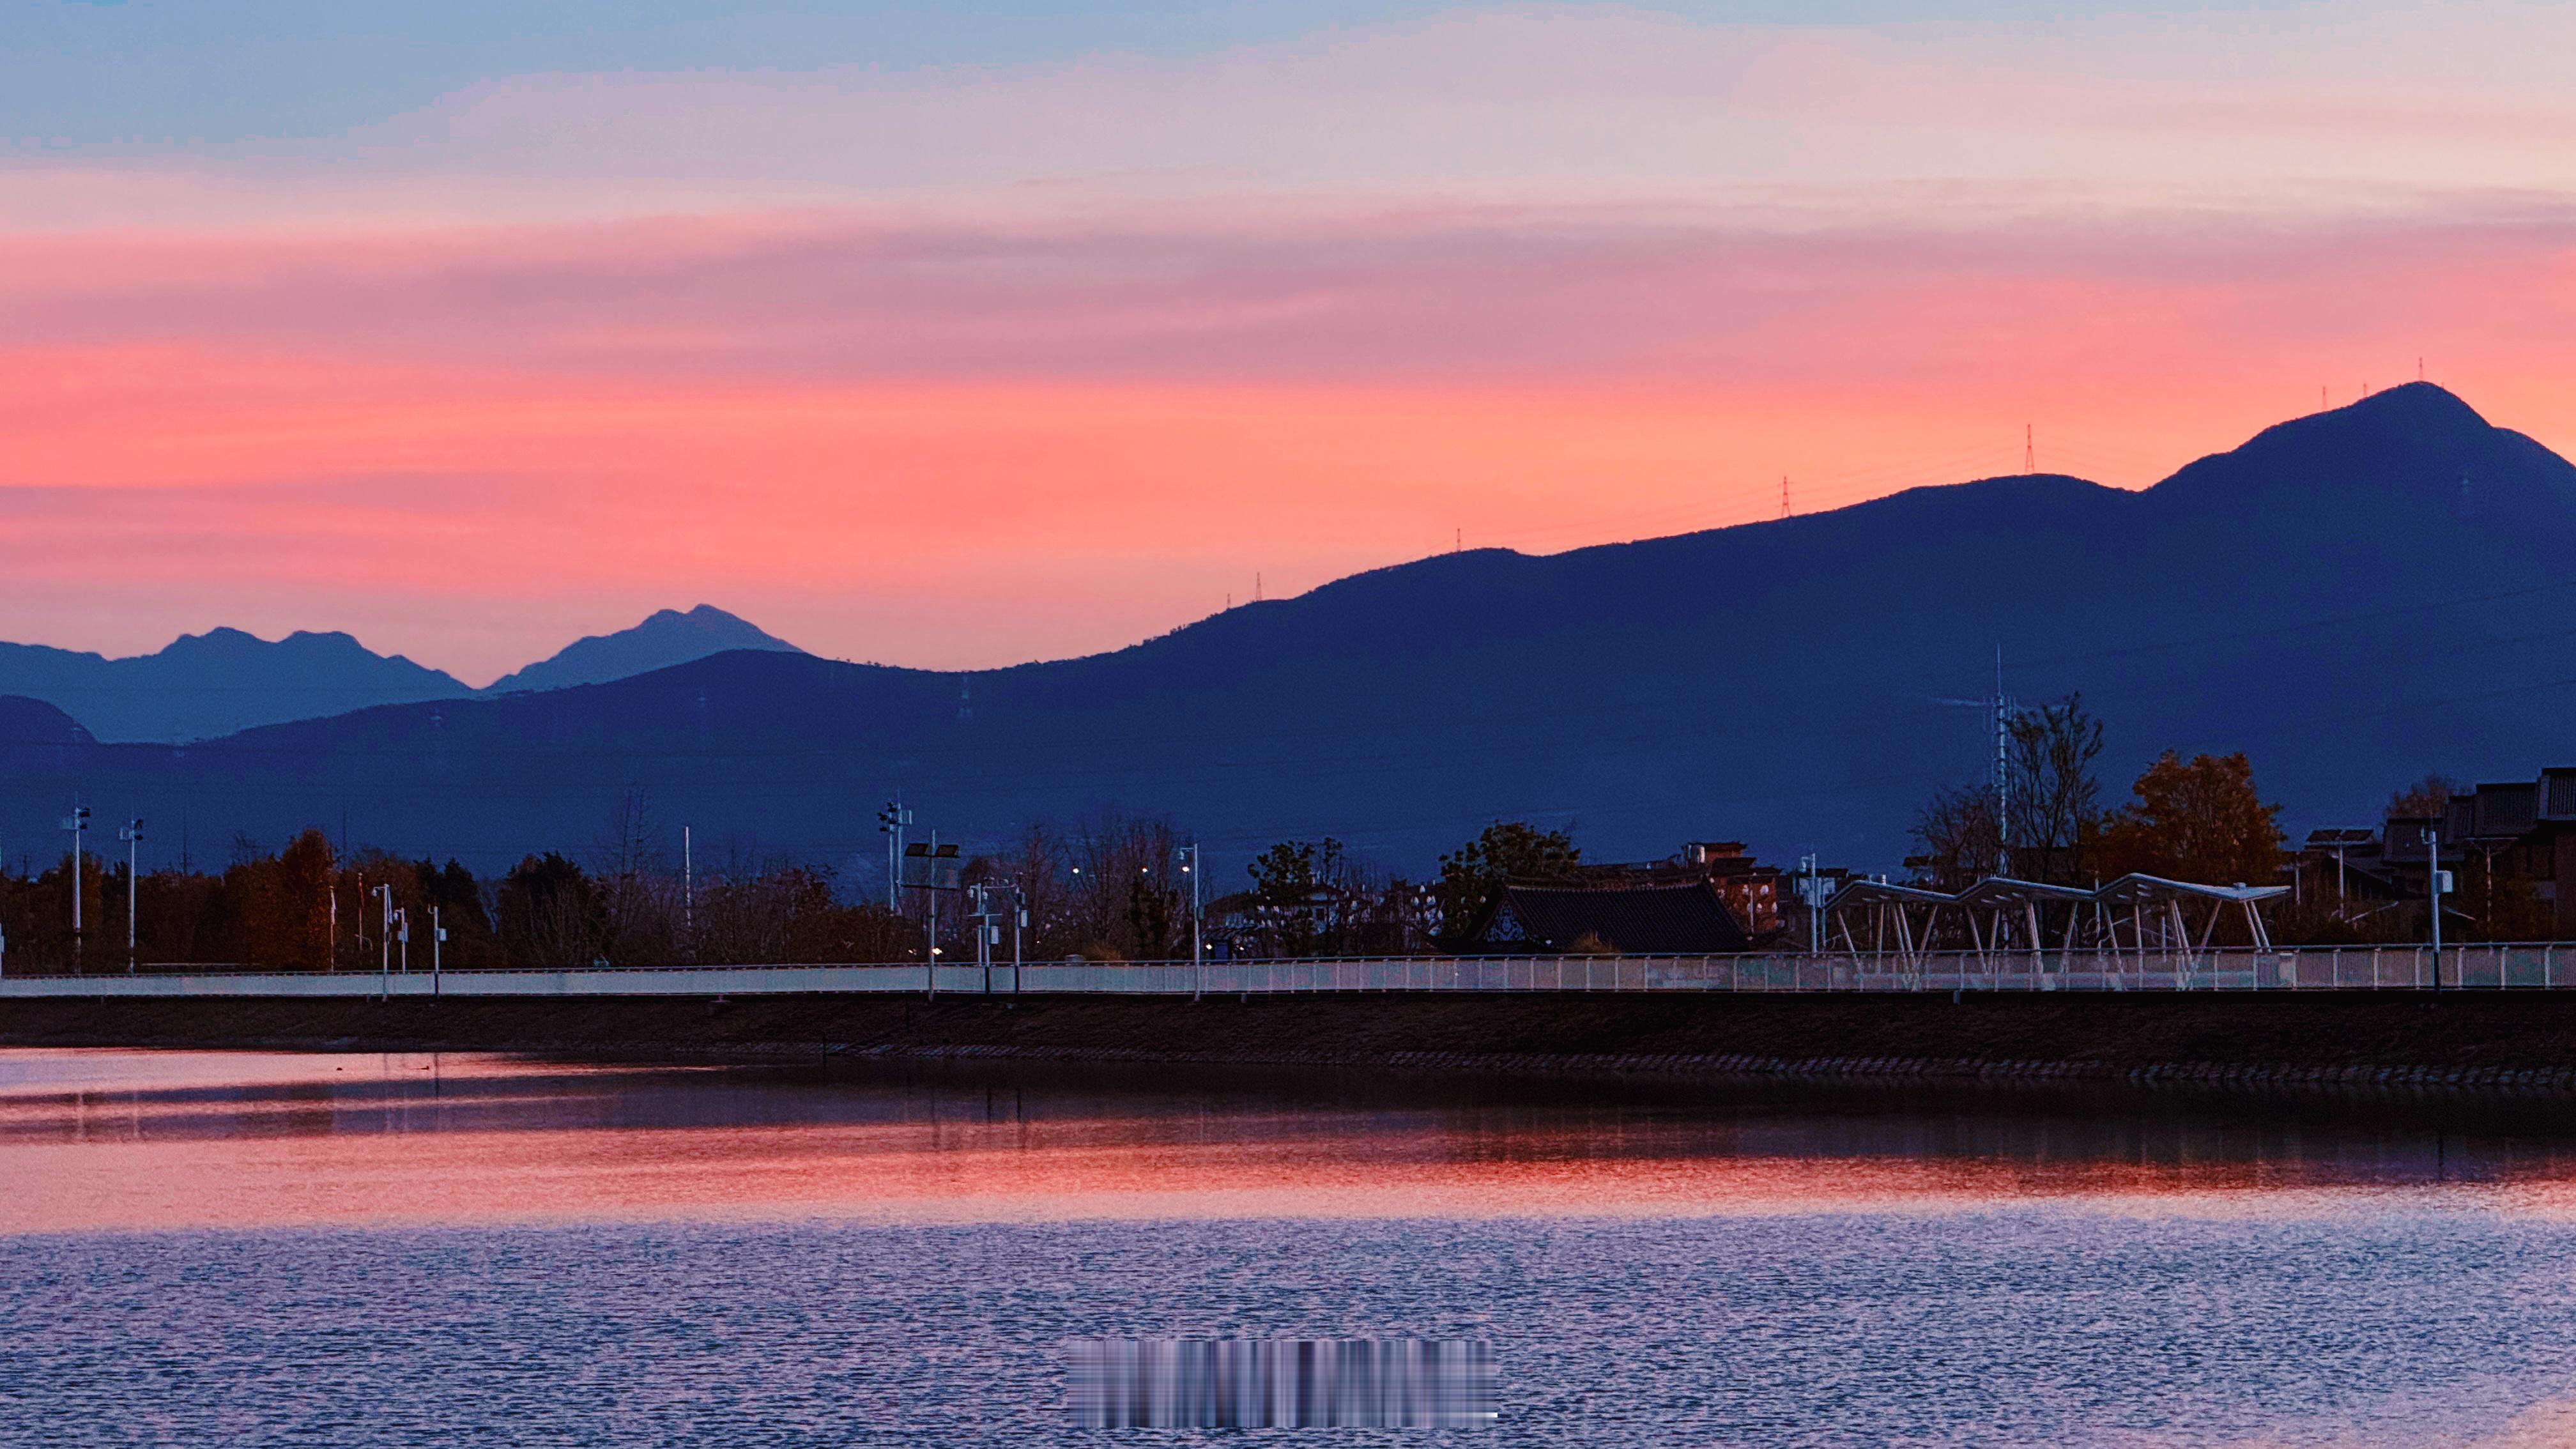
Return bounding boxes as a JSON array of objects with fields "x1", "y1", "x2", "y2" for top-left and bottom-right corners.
[
  {"x1": 1910, "y1": 785, "x2": 2002, "y2": 891},
  {"x1": 1066, "y1": 811, "x2": 1183, "y2": 960},
  {"x1": 2386, "y1": 774, "x2": 2461, "y2": 823},
  {"x1": 2004, "y1": 694, "x2": 2106, "y2": 883},
  {"x1": 591, "y1": 786, "x2": 680, "y2": 965}
]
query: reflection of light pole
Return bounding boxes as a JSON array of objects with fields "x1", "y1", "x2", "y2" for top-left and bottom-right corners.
[{"x1": 120, "y1": 818, "x2": 142, "y2": 972}]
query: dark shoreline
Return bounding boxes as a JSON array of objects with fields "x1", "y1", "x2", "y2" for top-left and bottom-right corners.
[{"x1": 10, "y1": 991, "x2": 2576, "y2": 1091}]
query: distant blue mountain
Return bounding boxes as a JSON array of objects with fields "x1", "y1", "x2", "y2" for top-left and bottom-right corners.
[
  {"x1": 0, "y1": 628, "x2": 471, "y2": 744},
  {"x1": 7, "y1": 384, "x2": 2572, "y2": 880},
  {"x1": 481, "y1": 606, "x2": 802, "y2": 696}
]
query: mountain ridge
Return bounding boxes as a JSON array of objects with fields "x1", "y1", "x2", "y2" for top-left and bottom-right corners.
[
  {"x1": 5, "y1": 384, "x2": 2568, "y2": 881},
  {"x1": 480, "y1": 605, "x2": 803, "y2": 696}
]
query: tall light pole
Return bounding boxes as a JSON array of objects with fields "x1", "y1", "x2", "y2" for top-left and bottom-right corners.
[
  {"x1": 924, "y1": 829, "x2": 942, "y2": 998},
  {"x1": 1800, "y1": 852, "x2": 1822, "y2": 953},
  {"x1": 2424, "y1": 826, "x2": 2446, "y2": 992},
  {"x1": 682, "y1": 824, "x2": 694, "y2": 960},
  {"x1": 61, "y1": 804, "x2": 88, "y2": 973},
  {"x1": 1183, "y1": 842, "x2": 1203, "y2": 1000},
  {"x1": 119, "y1": 818, "x2": 142, "y2": 972}
]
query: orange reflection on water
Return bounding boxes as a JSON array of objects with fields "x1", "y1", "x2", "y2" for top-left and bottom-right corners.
[{"x1": 6, "y1": 1048, "x2": 2575, "y2": 1235}]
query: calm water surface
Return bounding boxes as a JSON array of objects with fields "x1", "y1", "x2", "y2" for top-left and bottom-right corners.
[{"x1": 6, "y1": 1046, "x2": 2576, "y2": 1445}]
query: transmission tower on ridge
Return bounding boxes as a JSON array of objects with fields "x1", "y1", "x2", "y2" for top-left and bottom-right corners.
[
  {"x1": 1779, "y1": 475, "x2": 1791, "y2": 519},
  {"x1": 2023, "y1": 424, "x2": 2034, "y2": 475}
]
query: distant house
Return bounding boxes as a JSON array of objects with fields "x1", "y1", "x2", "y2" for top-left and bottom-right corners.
[
  {"x1": 2296, "y1": 766, "x2": 2576, "y2": 937},
  {"x1": 1567, "y1": 838, "x2": 1845, "y2": 942},
  {"x1": 1458, "y1": 880, "x2": 1752, "y2": 955}
]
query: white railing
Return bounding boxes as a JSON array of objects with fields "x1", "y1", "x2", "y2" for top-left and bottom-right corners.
[{"x1": 0, "y1": 945, "x2": 2568, "y2": 997}]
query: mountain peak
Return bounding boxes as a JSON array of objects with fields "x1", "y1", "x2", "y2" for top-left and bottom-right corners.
[
  {"x1": 2143, "y1": 381, "x2": 2573, "y2": 519},
  {"x1": 481, "y1": 606, "x2": 804, "y2": 695}
]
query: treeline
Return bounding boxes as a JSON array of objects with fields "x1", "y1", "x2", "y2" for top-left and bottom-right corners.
[
  {"x1": 0, "y1": 803, "x2": 1586, "y2": 971},
  {"x1": 0, "y1": 828, "x2": 911, "y2": 973}
]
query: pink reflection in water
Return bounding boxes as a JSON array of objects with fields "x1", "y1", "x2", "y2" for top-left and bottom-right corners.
[{"x1": 7, "y1": 1047, "x2": 2575, "y2": 1235}]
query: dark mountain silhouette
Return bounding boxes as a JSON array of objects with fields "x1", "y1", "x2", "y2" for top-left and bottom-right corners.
[
  {"x1": 480, "y1": 605, "x2": 803, "y2": 696},
  {"x1": 6, "y1": 383, "x2": 2572, "y2": 884},
  {"x1": 0, "y1": 629, "x2": 471, "y2": 744}
]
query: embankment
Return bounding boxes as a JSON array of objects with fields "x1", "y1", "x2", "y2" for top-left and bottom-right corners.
[{"x1": 8, "y1": 990, "x2": 2576, "y2": 1087}]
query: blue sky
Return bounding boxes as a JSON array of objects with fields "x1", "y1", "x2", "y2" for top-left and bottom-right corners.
[{"x1": 8, "y1": 0, "x2": 2329, "y2": 144}]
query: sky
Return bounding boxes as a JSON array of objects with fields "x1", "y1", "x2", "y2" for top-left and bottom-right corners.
[{"x1": 4, "y1": 1, "x2": 2574, "y2": 684}]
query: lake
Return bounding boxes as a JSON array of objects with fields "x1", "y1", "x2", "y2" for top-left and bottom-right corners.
[{"x1": 5, "y1": 1046, "x2": 2576, "y2": 1445}]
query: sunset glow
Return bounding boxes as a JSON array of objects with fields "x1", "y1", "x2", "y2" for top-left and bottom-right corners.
[{"x1": 6, "y1": 3, "x2": 2575, "y2": 678}]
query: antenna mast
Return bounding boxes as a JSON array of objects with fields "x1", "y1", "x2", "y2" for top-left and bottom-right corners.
[{"x1": 1993, "y1": 647, "x2": 2012, "y2": 871}]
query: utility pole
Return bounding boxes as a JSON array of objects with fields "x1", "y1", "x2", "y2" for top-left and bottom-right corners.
[
  {"x1": 1013, "y1": 887, "x2": 1026, "y2": 994},
  {"x1": 378, "y1": 884, "x2": 394, "y2": 983},
  {"x1": 926, "y1": 829, "x2": 940, "y2": 998},
  {"x1": 397, "y1": 907, "x2": 410, "y2": 975},
  {"x1": 682, "y1": 824, "x2": 694, "y2": 957},
  {"x1": 877, "y1": 800, "x2": 912, "y2": 910},
  {"x1": 61, "y1": 804, "x2": 88, "y2": 973},
  {"x1": 432, "y1": 905, "x2": 445, "y2": 997},
  {"x1": 120, "y1": 818, "x2": 142, "y2": 972}
]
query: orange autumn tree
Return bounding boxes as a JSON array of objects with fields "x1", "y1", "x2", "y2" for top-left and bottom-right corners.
[
  {"x1": 232, "y1": 828, "x2": 338, "y2": 969},
  {"x1": 2094, "y1": 751, "x2": 2286, "y2": 886}
]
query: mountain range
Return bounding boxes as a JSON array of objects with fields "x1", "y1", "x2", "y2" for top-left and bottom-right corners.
[
  {"x1": 0, "y1": 605, "x2": 801, "y2": 743},
  {"x1": 3, "y1": 383, "x2": 2570, "y2": 883}
]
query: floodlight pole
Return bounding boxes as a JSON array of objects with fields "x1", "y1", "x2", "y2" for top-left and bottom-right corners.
[
  {"x1": 120, "y1": 818, "x2": 142, "y2": 972},
  {"x1": 926, "y1": 829, "x2": 940, "y2": 999}
]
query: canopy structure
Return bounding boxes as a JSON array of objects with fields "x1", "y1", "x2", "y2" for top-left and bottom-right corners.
[{"x1": 1822, "y1": 873, "x2": 2290, "y2": 969}]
